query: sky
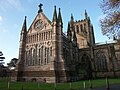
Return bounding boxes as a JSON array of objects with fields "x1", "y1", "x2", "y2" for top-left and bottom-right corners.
[{"x1": 0, "y1": 0, "x2": 112, "y2": 65}]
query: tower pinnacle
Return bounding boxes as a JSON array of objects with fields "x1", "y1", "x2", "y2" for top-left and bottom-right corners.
[
  {"x1": 58, "y1": 8, "x2": 62, "y2": 24},
  {"x1": 21, "y1": 16, "x2": 27, "y2": 32},
  {"x1": 85, "y1": 9, "x2": 88, "y2": 19},
  {"x1": 52, "y1": 6, "x2": 57, "y2": 22},
  {"x1": 71, "y1": 13, "x2": 74, "y2": 22}
]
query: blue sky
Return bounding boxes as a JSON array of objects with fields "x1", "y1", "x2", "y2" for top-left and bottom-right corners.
[{"x1": 0, "y1": 0, "x2": 111, "y2": 65}]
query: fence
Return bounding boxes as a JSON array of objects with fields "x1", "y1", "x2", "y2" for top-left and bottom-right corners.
[{"x1": 0, "y1": 78, "x2": 113, "y2": 90}]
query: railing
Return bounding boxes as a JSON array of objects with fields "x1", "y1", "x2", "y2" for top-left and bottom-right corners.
[{"x1": 0, "y1": 77, "x2": 119, "y2": 90}]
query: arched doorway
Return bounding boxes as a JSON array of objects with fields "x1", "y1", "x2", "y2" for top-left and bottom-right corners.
[{"x1": 76, "y1": 53, "x2": 92, "y2": 80}]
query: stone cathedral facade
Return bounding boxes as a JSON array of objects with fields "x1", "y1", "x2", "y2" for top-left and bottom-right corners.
[{"x1": 12, "y1": 4, "x2": 120, "y2": 83}]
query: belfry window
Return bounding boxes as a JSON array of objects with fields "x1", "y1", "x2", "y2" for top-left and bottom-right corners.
[
  {"x1": 84, "y1": 24, "x2": 86, "y2": 33},
  {"x1": 80, "y1": 24, "x2": 83, "y2": 32},
  {"x1": 76, "y1": 25, "x2": 79, "y2": 33}
]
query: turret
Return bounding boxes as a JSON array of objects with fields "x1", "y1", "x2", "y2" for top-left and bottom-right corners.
[
  {"x1": 16, "y1": 16, "x2": 27, "y2": 81},
  {"x1": 84, "y1": 11, "x2": 95, "y2": 47},
  {"x1": 51, "y1": 6, "x2": 67, "y2": 82},
  {"x1": 57, "y1": 7, "x2": 63, "y2": 58},
  {"x1": 51, "y1": 6, "x2": 58, "y2": 64},
  {"x1": 87, "y1": 17, "x2": 95, "y2": 47}
]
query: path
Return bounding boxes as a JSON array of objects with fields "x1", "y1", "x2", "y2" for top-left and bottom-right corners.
[{"x1": 87, "y1": 84, "x2": 120, "y2": 90}]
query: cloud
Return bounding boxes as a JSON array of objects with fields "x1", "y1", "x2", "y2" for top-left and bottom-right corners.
[
  {"x1": 0, "y1": 16, "x2": 3, "y2": 25},
  {"x1": 7, "y1": 0, "x2": 22, "y2": 10},
  {"x1": 0, "y1": 16, "x2": 2, "y2": 21},
  {"x1": 0, "y1": 0, "x2": 23, "y2": 12},
  {"x1": 2, "y1": 29, "x2": 8, "y2": 33}
]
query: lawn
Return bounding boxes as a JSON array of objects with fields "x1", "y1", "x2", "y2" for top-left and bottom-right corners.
[{"x1": 0, "y1": 77, "x2": 120, "y2": 90}]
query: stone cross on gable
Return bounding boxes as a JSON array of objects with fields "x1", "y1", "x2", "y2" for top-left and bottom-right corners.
[{"x1": 38, "y1": 3, "x2": 43, "y2": 13}]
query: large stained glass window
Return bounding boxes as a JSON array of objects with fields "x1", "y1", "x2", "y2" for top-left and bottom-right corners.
[{"x1": 96, "y1": 51, "x2": 107, "y2": 71}]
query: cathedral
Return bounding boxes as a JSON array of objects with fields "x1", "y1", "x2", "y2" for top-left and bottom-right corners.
[{"x1": 11, "y1": 4, "x2": 120, "y2": 83}]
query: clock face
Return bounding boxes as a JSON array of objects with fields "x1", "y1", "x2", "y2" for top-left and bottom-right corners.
[{"x1": 34, "y1": 19, "x2": 43, "y2": 30}]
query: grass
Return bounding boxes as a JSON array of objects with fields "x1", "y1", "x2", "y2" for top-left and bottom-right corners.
[{"x1": 0, "y1": 77, "x2": 120, "y2": 90}]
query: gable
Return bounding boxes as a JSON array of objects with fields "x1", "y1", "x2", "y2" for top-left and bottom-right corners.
[{"x1": 27, "y1": 12, "x2": 52, "y2": 34}]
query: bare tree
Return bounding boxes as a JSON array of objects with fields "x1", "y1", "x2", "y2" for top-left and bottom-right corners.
[{"x1": 99, "y1": 0, "x2": 120, "y2": 39}]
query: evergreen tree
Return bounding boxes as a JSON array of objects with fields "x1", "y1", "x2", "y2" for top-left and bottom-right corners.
[
  {"x1": 0, "y1": 51, "x2": 5, "y2": 66},
  {"x1": 7, "y1": 58, "x2": 18, "y2": 69}
]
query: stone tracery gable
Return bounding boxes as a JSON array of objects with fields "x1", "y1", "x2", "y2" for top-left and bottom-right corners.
[{"x1": 27, "y1": 12, "x2": 52, "y2": 34}]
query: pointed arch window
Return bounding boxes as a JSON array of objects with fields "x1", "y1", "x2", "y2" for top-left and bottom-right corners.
[
  {"x1": 36, "y1": 46, "x2": 39, "y2": 65},
  {"x1": 28, "y1": 50, "x2": 30, "y2": 65},
  {"x1": 47, "y1": 47, "x2": 50, "y2": 63},
  {"x1": 41, "y1": 46, "x2": 43, "y2": 64},
  {"x1": 39, "y1": 48, "x2": 41, "y2": 65},
  {"x1": 33, "y1": 49, "x2": 36, "y2": 65},
  {"x1": 29, "y1": 48, "x2": 33, "y2": 65},
  {"x1": 25, "y1": 51, "x2": 28, "y2": 65},
  {"x1": 96, "y1": 51, "x2": 107, "y2": 71},
  {"x1": 45, "y1": 47, "x2": 47, "y2": 64},
  {"x1": 50, "y1": 47, "x2": 52, "y2": 56}
]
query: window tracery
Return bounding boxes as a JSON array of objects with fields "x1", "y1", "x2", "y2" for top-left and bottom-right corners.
[{"x1": 96, "y1": 51, "x2": 107, "y2": 71}]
